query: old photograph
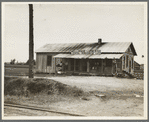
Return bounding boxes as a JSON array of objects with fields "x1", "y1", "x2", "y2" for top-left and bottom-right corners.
[{"x1": 2, "y1": 2, "x2": 147, "y2": 120}]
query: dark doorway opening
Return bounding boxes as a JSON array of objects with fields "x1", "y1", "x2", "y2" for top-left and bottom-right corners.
[
  {"x1": 75, "y1": 59, "x2": 80, "y2": 71},
  {"x1": 70, "y1": 59, "x2": 74, "y2": 71},
  {"x1": 129, "y1": 60, "x2": 131, "y2": 73},
  {"x1": 82, "y1": 59, "x2": 87, "y2": 72}
]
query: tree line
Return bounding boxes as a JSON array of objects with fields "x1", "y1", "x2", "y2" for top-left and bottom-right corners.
[{"x1": 5, "y1": 59, "x2": 36, "y2": 65}]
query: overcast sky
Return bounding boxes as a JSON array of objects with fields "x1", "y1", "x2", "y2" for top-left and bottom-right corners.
[{"x1": 3, "y1": 2, "x2": 147, "y2": 64}]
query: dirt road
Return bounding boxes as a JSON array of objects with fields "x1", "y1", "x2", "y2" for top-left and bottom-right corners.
[{"x1": 49, "y1": 76, "x2": 144, "y2": 92}]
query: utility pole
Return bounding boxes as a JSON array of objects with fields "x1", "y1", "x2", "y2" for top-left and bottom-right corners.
[{"x1": 29, "y1": 4, "x2": 34, "y2": 78}]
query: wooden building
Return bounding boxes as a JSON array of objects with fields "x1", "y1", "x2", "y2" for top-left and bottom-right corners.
[
  {"x1": 35, "y1": 39, "x2": 137, "y2": 76},
  {"x1": 133, "y1": 61, "x2": 144, "y2": 80}
]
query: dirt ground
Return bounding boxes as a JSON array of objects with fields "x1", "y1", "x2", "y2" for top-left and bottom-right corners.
[
  {"x1": 48, "y1": 95, "x2": 143, "y2": 116},
  {"x1": 48, "y1": 76, "x2": 144, "y2": 92},
  {"x1": 4, "y1": 75, "x2": 144, "y2": 117},
  {"x1": 4, "y1": 106, "x2": 66, "y2": 116},
  {"x1": 45, "y1": 76, "x2": 144, "y2": 116}
]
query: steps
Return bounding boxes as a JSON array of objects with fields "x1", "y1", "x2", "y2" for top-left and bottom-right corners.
[
  {"x1": 122, "y1": 70, "x2": 135, "y2": 78},
  {"x1": 122, "y1": 70, "x2": 144, "y2": 80}
]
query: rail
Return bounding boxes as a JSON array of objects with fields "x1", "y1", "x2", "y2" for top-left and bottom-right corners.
[{"x1": 4, "y1": 102, "x2": 84, "y2": 117}]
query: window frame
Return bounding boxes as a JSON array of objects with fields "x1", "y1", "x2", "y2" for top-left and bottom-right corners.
[
  {"x1": 47, "y1": 55, "x2": 52, "y2": 66},
  {"x1": 126, "y1": 55, "x2": 128, "y2": 67},
  {"x1": 132, "y1": 57, "x2": 134, "y2": 69},
  {"x1": 123, "y1": 56, "x2": 125, "y2": 69}
]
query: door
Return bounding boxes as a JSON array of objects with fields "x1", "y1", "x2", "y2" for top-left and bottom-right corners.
[
  {"x1": 129, "y1": 60, "x2": 131, "y2": 73},
  {"x1": 104, "y1": 59, "x2": 112, "y2": 75},
  {"x1": 70, "y1": 59, "x2": 74, "y2": 71},
  {"x1": 82, "y1": 59, "x2": 87, "y2": 72},
  {"x1": 75, "y1": 59, "x2": 80, "y2": 71}
]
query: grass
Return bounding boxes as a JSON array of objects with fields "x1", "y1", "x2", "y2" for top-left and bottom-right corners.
[
  {"x1": 4, "y1": 77, "x2": 88, "y2": 105},
  {"x1": 5, "y1": 67, "x2": 29, "y2": 76},
  {"x1": 5, "y1": 66, "x2": 55, "y2": 77}
]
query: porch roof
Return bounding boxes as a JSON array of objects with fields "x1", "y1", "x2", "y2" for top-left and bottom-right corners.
[
  {"x1": 54, "y1": 53, "x2": 123, "y2": 59},
  {"x1": 53, "y1": 54, "x2": 71, "y2": 58},
  {"x1": 53, "y1": 54, "x2": 91, "y2": 59},
  {"x1": 89, "y1": 54, "x2": 123, "y2": 59}
]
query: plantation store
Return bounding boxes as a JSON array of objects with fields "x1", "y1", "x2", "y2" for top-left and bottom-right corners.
[{"x1": 35, "y1": 39, "x2": 137, "y2": 76}]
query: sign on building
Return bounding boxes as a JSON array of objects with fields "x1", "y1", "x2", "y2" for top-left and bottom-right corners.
[{"x1": 71, "y1": 50, "x2": 101, "y2": 55}]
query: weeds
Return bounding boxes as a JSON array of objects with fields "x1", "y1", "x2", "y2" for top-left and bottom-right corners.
[{"x1": 4, "y1": 77, "x2": 86, "y2": 98}]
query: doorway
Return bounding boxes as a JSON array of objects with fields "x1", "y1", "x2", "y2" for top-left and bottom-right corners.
[
  {"x1": 82, "y1": 59, "x2": 87, "y2": 72},
  {"x1": 129, "y1": 60, "x2": 131, "y2": 73},
  {"x1": 75, "y1": 59, "x2": 80, "y2": 71}
]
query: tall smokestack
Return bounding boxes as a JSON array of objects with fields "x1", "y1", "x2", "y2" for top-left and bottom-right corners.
[
  {"x1": 98, "y1": 38, "x2": 102, "y2": 44},
  {"x1": 29, "y1": 4, "x2": 34, "y2": 78}
]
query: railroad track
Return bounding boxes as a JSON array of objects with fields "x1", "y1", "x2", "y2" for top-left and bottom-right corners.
[{"x1": 4, "y1": 103, "x2": 84, "y2": 116}]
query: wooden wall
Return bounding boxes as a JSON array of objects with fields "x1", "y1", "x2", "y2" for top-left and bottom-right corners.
[
  {"x1": 36, "y1": 53, "x2": 57, "y2": 73},
  {"x1": 36, "y1": 53, "x2": 47, "y2": 73},
  {"x1": 36, "y1": 48, "x2": 135, "y2": 76},
  {"x1": 122, "y1": 46, "x2": 134, "y2": 74}
]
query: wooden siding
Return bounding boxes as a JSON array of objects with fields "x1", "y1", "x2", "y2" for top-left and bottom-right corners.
[
  {"x1": 36, "y1": 44, "x2": 135, "y2": 75},
  {"x1": 36, "y1": 53, "x2": 58, "y2": 73},
  {"x1": 36, "y1": 54, "x2": 47, "y2": 73},
  {"x1": 36, "y1": 53, "x2": 123, "y2": 76},
  {"x1": 122, "y1": 46, "x2": 134, "y2": 74}
]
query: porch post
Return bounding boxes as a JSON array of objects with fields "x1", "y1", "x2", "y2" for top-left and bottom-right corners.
[
  {"x1": 112, "y1": 59, "x2": 113, "y2": 74},
  {"x1": 68, "y1": 59, "x2": 71, "y2": 71},
  {"x1": 80, "y1": 59, "x2": 82, "y2": 71},
  {"x1": 87, "y1": 59, "x2": 90, "y2": 72},
  {"x1": 54, "y1": 57, "x2": 56, "y2": 74},
  {"x1": 101, "y1": 59, "x2": 103, "y2": 75},
  {"x1": 74, "y1": 59, "x2": 76, "y2": 72},
  {"x1": 62, "y1": 59, "x2": 64, "y2": 72}
]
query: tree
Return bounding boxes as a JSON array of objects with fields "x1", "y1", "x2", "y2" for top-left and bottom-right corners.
[{"x1": 10, "y1": 59, "x2": 16, "y2": 64}]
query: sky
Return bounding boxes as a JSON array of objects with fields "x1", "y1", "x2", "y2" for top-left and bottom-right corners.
[{"x1": 3, "y1": 2, "x2": 147, "y2": 64}]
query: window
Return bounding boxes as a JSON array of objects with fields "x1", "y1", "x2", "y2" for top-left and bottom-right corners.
[
  {"x1": 90, "y1": 60, "x2": 102, "y2": 70},
  {"x1": 128, "y1": 48, "x2": 130, "y2": 52},
  {"x1": 123, "y1": 56, "x2": 125, "y2": 69},
  {"x1": 126, "y1": 55, "x2": 128, "y2": 67},
  {"x1": 47, "y1": 56, "x2": 52, "y2": 66},
  {"x1": 97, "y1": 60, "x2": 102, "y2": 67},
  {"x1": 106, "y1": 59, "x2": 112, "y2": 67},
  {"x1": 132, "y1": 58, "x2": 133, "y2": 68},
  {"x1": 75, "y1": 59, "x2": 80, "y2": 71}
]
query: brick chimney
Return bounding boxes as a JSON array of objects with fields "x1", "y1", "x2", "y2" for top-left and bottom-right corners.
[{"x1": 98, "y1": 38, "x2": 102, "y2": 44}]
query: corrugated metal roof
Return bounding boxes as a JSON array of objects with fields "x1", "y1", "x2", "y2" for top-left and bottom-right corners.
[
  {"x1": 89, "y1": 54, "x2": 123, "y2": 59},
  {"x1": 36, "y1": 43, "x2": 96, "y2": 53},
  {"x1": 54, "y1": 54, "x2": 123, "y2": 59},
  {"x1": 36, "y1": 42, "x2": 137, "y2": 55},
  {"x1": 98, "y1": 42, "x2": 131, "y2": 53}
]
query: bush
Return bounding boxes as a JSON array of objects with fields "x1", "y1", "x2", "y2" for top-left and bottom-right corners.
[
  {"x1": 4, "y1": 77, "x2": 85, "y2": 97},
  {"x1": 27, "y1": 82, "x2": 46, "y2": 94},
  {"x1": 71, "y1": 86, "x2": 83, "y2": 97},
  {"x1": 4, "y1": 78, "x2": 27, "y2": 96}
]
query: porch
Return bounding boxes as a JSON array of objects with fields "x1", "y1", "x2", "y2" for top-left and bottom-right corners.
[
  {"x1": 55, "y1": 58, "x2": 116, "y2": 76},
  {"x1": 53, "y1": 53, "x2": 123, "y2": 76}
]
